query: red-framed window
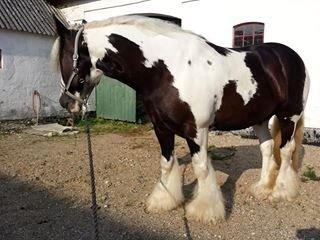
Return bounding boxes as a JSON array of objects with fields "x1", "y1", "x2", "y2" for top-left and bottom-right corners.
[{"x1": 233, "y1": 22, "x2": 264, "y2": 48}]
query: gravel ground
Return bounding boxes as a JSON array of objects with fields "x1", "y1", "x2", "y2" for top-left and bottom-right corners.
[{"x1": 0, "y1": 126, "x2": 319, "y2": 240}]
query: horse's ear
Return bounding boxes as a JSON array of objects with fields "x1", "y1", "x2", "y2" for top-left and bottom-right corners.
[{"x1": 53, "y1": 15, "x2": 69, "y2": 37}]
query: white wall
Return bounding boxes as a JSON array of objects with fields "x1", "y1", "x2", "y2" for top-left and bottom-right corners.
[
  {"x1": 60, "y1": 0, "x2": 320, "y2": 128},
  {"x1": 0, "y1": 29, "x2": 67, "y2": 120}
]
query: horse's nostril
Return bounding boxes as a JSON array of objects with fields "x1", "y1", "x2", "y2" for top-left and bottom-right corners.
[
  {"x1": 59, "y1": 95, "x2": 68, "y2": 109},
  {"x1": 69, "y1": 101, "x2": 81, "y2": 114}
]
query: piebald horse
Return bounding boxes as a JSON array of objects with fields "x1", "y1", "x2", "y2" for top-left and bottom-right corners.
[{"x1": 52, "y1": 15, "x2": 310, "y2": 224}]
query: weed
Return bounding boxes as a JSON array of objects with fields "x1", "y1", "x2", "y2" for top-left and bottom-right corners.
[{"x1": 301, "y1": 165, "x2": 319, "y2": 182}]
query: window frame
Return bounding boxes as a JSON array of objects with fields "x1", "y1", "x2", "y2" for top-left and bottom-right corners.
[{"x1": 232, "y1": 22, "x2": 265, "y2": 48}]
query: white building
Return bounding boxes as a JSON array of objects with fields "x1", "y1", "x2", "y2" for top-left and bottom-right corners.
[
  {"x1": 53, "y1": 0, "x2": 320, "y2": 131},
  {"x1": 0, "y1": 0, "x2": 67, "y2": 120}
]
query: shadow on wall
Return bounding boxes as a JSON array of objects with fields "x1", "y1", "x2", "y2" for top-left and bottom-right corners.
[{"x1": 0, "y1": 173, "x2": 174, "y2": 240}]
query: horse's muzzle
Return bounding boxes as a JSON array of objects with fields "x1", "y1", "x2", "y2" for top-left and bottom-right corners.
[{"x1": 59, "y1": 93, "x2": 82, "y2": 116}]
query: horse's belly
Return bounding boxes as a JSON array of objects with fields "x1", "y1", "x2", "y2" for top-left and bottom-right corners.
[
  {"x1": 212, "y1": 97, "x2": 276, "y2": 131},
  {"x1": 212, "y1": 109, "x2": 261, "y2": 131}
]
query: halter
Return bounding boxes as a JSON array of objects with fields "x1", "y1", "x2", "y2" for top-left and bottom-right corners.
[{"x1": 63, "y1": 25, "x2": 86, "y2": 104}]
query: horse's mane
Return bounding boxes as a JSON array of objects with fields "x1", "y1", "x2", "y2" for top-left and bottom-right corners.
[
  {"x1": 85, "y1": 15, "x2": 190, "y2": 35},
  {"x1": 50, "y1": 36, "x2": 61, "y2": 72},
  {"x1": 50, "y1": 15, "x2": 197, "y2": 71}
]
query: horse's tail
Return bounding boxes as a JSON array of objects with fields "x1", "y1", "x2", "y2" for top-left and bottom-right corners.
[{"x1": 271, "y1": 115, "x2": 304, "y2": 171}]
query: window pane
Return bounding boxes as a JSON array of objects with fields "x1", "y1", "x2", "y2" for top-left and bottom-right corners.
[
  {"x1": 234, "y1": 30, "x2": 243, "y2": 36},
  {"x1": 254, "y1": 35, "x2": 263, "y2": 45},
  {"x1": 234, "y1": 37, "x2": 243, "y2": 48},
  {"x1": 254, "y1": 28, "x2": 264, "y2": 34},
  {"x1": 243, "y1": 36, "x2": 253, "y2": 46},
  {"x1": 244, "y1": 25, "x2": 253, "y2": 35}
]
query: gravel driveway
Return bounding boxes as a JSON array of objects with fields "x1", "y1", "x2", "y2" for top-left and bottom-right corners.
[{"x1": 0, "y1": 126, "x2": 319, "y2": 240}]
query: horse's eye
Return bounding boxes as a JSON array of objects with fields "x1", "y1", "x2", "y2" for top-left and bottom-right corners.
[{"x1": 79, "y1": 78, "x2": 85, "y2": 84}]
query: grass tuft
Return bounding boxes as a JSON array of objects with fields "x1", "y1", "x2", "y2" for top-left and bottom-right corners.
[
  {"x1": 74, "y1": 117, "x2": 151, "y2": 135},
  {"x1": 301, "y1": 165, "x2": 319, "y2": 182}
]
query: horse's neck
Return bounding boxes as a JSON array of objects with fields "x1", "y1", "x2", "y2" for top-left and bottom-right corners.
[{"x1": 85, "y1": 24, "x2": 174, "y2": 83}]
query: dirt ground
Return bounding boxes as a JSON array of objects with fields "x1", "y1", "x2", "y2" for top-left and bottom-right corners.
[{"x1": 0, "y1": 124, "x2": 319, "y2": 240}]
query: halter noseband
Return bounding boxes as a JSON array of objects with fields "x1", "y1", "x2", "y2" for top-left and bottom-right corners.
[{"x1": 63, "y1": 25, "x2": 86, "y2": 104}]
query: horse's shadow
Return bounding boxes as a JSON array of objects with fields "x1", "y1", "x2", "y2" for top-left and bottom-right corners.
[
  {"x1": 178, "y1": 142, "x2": 305, "y2": 218},
  {"x1": 0, "y1": 172, "x2": 176, "y2": 240}
]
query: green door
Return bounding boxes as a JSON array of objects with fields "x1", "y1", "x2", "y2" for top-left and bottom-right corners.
[{"x1": 96, "y1": 76, "x2": 136, "y2": 122}]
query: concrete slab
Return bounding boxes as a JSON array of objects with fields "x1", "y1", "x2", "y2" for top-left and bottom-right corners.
[{"x1": 25, "y1": 123, "x2": 79, "y2": 136}]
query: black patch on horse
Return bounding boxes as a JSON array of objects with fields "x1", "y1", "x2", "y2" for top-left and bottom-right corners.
[
  {"x1": 243, "y1": 43, "x2": 306, "y2": 116},
  {"x1": 213, "y1": 42, "x2": 306, "y2": 139},
  {"x1": 206, "y1": 41, "x2": 231, "y2": 56},
  {"x1": 98, "y1": 33, "x2": 198, "y2": 139},
  {"x1": 213, "y1": 78, "x2": 277, "y2": 131}
]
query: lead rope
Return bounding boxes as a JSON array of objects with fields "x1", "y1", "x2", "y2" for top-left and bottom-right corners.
[
  {"x1": 83, "y1": 106, "x2": 100, "y2": 240},
  {"x1": 83, "y1": 102, "x2": 188, "y2": 240},
  {"x1": 159, "y1": 165, "x2": 192, "y2": 240}
]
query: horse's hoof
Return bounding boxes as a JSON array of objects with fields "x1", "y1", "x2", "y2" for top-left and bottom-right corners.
[
  {"x1": 186, "y1": 194, "x2": 225, "y2": 224},
  {"x1": 250, "y1": 182, "x2": 272, "y2": 200},
  {"x1": 146, "y1": 182, "x2": 184, "y2": 212},
  {"x1": 147, "y1": 195, "x2": 179, "y2": 212},
  {"x1": 269, "y1": 185, "x2": 298, "y2": 202},
  {"x1": 269, "y1": 168, "x2": 299, "y2": 202}
]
